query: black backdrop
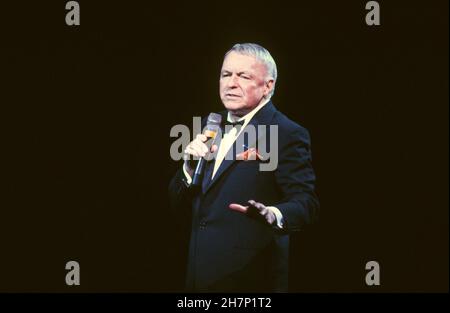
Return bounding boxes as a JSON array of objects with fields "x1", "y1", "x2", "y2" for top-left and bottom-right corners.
[{"x1": 0, "y1": 0, "x2": 448, "y2": 292}]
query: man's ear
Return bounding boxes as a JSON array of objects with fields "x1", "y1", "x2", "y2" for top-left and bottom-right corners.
[{"x1": 264, "y1": 79, "x2": 275, "y2": 97}]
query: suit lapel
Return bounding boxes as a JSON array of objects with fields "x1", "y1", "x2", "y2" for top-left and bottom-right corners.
[
  {"x1": 201, "y1": 158, "x2": 215, "y2": 193},
  {"x1": 202, "y1": 101, "x2": 277, "y2": 194}
]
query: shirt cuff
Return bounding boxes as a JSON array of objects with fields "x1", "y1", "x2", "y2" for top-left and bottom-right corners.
[
  {"x1": 182, "y1": 162, "x2": 193, "y2": 185},
  {"x1": 266, "y1": 206, "x2": 284, "y2": 228}
]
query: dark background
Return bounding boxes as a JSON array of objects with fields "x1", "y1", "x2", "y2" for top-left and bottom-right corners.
[{"x1": 0, "y1": 0, "x2": 447, "y2": 292}]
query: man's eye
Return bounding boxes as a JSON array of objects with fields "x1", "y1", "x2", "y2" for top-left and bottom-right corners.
[
  {"x1": 222, "y1": 73, "x2": 230, "y2": 77},
  {"x1": 241, "y1": 76, "x2": 250, "y2": 80}
]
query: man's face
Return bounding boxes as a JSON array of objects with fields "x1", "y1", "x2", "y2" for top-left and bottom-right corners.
[{"x1": 220, "y1": 52, "x2": 274, "y2": 116}]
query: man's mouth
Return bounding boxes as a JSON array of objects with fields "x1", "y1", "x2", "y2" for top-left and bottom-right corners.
[{"x1": 225, "y1": 93, "x2": 241, "y2": 97}]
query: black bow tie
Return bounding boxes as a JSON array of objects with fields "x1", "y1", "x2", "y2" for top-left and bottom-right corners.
[{"x1": 224, "y1": 120, "x2": 245, "y2": 127}]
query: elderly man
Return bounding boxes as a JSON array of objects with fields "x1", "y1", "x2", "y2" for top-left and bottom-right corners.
[{"x1": 169, "y1": 43, "x2": 319, "y2": 292}]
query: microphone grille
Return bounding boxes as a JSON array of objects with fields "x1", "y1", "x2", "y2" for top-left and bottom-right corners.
[{"x1": 207, "y1": 112, "x2": 222, "y2": 126}]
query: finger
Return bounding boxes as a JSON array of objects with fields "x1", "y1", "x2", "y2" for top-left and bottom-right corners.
[
  {"x1": 185, "y1": 144, "x2": 206, "y2": 158},
  {"x1": 192, "y1": 140, "x2": 209, "y2": 154},
  {"x1": 211, "y1": 144, "x2": 218, "y2": 153},
  {"x1": 184, "y1": 145, "x2": 195, "y2": 156},
  {"x1": 259, "y1": 208, "x2": 268, "y2": 216},
  {"x1": 196, "y1": 134, "x2": 208, "y2": 142},
  {"x1": 190, "y1": 142, "x2": 208, "y2": 156},
  {"x1": 229, "y1": 202, "x2": 262, "y2": 216},
  {"x1": 229, "y1": 203, "x2": 248, "y2": 213},
  {"x1": 247, "y1": 200, "x2": 265, "y2": 211},
  {"x1": 266, "y1": 212, "x2": 276, "y2": 225}
]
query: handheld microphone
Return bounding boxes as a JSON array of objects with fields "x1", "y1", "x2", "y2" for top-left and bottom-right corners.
[{"x1": 191, "y1": 112, "x2": 222, "y2": 187}]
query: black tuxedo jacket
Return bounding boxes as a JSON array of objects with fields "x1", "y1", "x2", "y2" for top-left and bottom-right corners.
[{"x1": 169, "y1": 101, "x2": 319, "y2": 292}]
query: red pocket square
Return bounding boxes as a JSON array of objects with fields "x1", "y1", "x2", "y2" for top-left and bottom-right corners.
[{"x1": 236, "y1": 148, "x2": 264, "y2": 161}]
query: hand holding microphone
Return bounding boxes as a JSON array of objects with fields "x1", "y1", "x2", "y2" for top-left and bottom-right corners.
[
  {"x1": 184, "y1": 134, "x2": 218, "y2": 171},
  {"x1": 184, "y1": 113, "x2": 222, "y2": 186}
]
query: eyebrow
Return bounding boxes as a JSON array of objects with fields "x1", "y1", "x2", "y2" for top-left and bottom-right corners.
[{"x1": 221, "y1": 70, "x2": 252, "y2": 76}]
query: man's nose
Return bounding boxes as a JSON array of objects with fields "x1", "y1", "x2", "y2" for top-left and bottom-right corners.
[{"x1": 227, "y1": 74, "x2": 238, "y2": 88}]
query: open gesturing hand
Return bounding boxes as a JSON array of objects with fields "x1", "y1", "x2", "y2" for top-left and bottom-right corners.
[{"x1": 229, "y1": 200, "x2": 276, "y2": 225}]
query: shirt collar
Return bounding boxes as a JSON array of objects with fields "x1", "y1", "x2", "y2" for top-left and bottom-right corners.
[{"x1": 226, "y1": 97, "x2": 271, "y2": 124}]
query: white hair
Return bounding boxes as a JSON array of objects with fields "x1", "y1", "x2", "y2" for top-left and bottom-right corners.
[{"x1": 224, "y1": 43, "x2": 278, "y2": 98}]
